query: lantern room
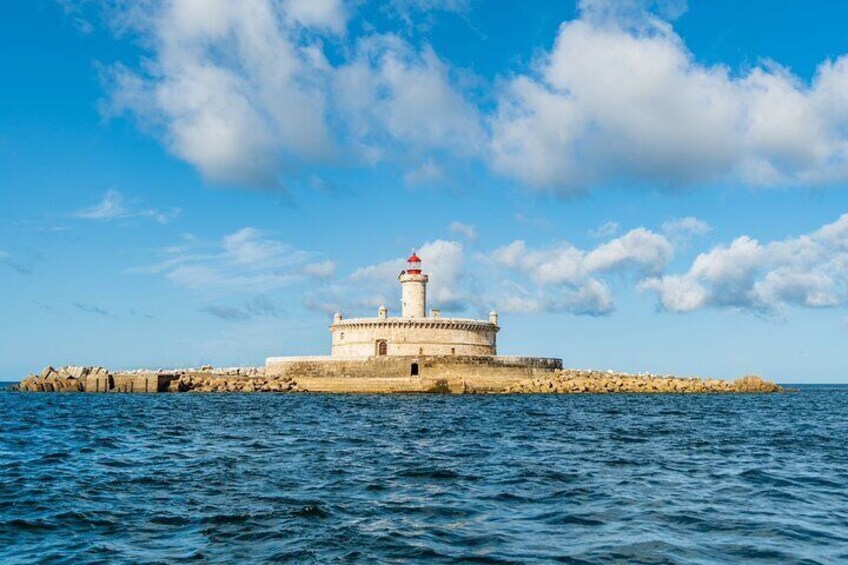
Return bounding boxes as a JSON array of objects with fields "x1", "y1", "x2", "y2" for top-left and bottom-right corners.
[{"x1": 406, "y1": 252, "x2": 422, "y2": 274}]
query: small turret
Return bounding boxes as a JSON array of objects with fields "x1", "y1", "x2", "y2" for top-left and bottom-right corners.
[
  {"x1": 334, "y1": 312, "x2": 343, "y2": 323},
  {"x1": 489, "y1": 310, "x2": 498, "y2": 325},
  {"x1": 378, "y1": 304, "x2": 387, "y2": 319}
]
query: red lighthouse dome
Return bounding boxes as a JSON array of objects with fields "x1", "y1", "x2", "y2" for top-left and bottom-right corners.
[{"x1": 406, "y1": 252, "x2": 422, "y2": 274}]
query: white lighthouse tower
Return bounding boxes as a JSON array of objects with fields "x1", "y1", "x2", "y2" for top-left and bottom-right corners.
[{"x1": 399, "y1": 251, "x2": 428, "y2": 318}]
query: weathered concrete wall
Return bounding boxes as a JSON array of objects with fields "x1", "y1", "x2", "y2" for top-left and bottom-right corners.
[
  {"x1": 17, "y1": 366, "x2": 180, "y2": 393},
  {"x1": 265, "y1": 355, "x2": 562, "y2": 393},
  {"x1": 329, "y1": 318, "x2": 499, "y2": 357},
  {"x1": 84, "y1": 372, "x2": 174, "y2": 393}
]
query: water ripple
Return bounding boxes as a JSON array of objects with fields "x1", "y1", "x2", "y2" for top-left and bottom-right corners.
[{"x1": 1, "y1": 386, "x2": 847, "y2": 563}]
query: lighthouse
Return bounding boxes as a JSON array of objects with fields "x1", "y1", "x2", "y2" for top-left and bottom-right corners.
[
  {"x1": 321, "y1": 247, "x2": 505, "y2": 358},
  {"x1": 399, "y1": 251, "x2": 428, "y2": 318}
]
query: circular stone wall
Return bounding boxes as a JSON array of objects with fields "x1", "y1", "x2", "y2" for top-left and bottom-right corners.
[{"x1": 330, "y1": 318, "x2": 498, "y2": 357}]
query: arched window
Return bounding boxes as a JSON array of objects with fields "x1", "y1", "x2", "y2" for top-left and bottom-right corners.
[
  {"x1": 411, "y1": 363, "x2": 419, "y2": 376},
  {"x1": 376, "y1": 340, "x2": 388, "y2": 356}
]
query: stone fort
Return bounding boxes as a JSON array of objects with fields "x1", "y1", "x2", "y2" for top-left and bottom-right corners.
[{"x1": 265, "y1": 252, "x2": 561, "y2": 392}]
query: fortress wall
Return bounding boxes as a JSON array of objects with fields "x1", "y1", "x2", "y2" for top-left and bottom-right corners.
[
  {"x1": 331, "y1": 323, "x2": 497, "y2": 357},
  {"x1": 265, "y1": 355, "x2": 562, "y2": 393}
]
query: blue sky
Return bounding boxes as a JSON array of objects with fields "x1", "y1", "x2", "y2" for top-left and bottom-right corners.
[{"x1": 2, "y1": 0, "x2": 848, "y2": 381}]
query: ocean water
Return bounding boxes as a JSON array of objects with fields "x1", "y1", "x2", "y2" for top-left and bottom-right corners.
[{"x1": 1, "y1": 387, "x2": 847, "y2": 564}]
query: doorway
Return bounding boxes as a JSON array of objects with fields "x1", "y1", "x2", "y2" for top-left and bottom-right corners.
[{"x1": 376, "y1": 340, "x2": 388, "y2": 356}]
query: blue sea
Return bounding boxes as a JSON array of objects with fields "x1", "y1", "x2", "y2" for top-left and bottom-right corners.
[{"x1": 1, "y1": 385, "x2": 847, "y2": 563}]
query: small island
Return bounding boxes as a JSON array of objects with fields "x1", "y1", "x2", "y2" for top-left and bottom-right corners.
[{"x1": 12, "y1": 252, "x2": 783, "y2": 395}]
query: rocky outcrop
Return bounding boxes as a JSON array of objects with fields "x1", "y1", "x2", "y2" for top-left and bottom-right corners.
[
  {"x1": 502, "y1": 369, "x2": 783, "y2": 394},
  {"x1": 167, "y1": 371, "x2": 298, "y2": 393}
]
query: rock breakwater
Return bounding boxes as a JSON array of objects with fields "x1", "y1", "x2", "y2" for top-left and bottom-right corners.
[
  {"x1": 12, "y1": 365, "x2": 783, "y2": 394},
  {"x1": 503, "y1": 370, "x2": 783, "y2": 394},
  {"x1": 14, "y1": 366, "x2": 297, "y2": 394},
  {"x1": 168, "y1": 371, "x2": 298, "y2": 393}
]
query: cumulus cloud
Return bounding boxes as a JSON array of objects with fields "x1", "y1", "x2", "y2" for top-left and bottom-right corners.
[
  {"x1": 135, "y1": 227, "x2": 328, "y2": 294},
  {"x1": 102, "y1": 0, "x2": 481, "y2": 188},
  {"x1": 642, "y1": 214, "x2": 848, "y2": 313},
  {"x1": 135, "y1": 214, "x2": 848, "y2": 321},
  {"x1": 87, "y1": 0, "x2": 848, "y2": 194},
  {"x1": 335, "y1": 35, "x2": 484, "y2": 160},
  {"x1": 105, "y1": 0, "x2": 336, "y2": 187},
  {"x1": 489, "y1": 0, "x2": 848, "y2": 192},
  {"x1": 492, "y1": 278, "x2": 614, "y2": 317},
  {"x1": 489, "y1": 227, "x2": 673, "y2": 315},
  {"x1": 419, "y1": 239, "x2": 467, "y2": 310},
  {"x1": 75, "y1": 190, "x2": 180, "y2": 223},
  {"x1": 317, "y1": 215, "x2": 848, "y2": 318},
  {"x1": 308, "y1": 238, "x2": 470, "y2": 316}
]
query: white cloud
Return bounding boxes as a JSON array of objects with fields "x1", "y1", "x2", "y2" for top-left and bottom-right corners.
[
  {"x1": 310, "y1": 239, "x2": 470, "y2": 316},
  {"x1": 105, "y1": 0, "x2": 337, "y2": 187},
  {"x1": 642, "y1": 214, "x2": 848, "y2": 313},
  {"x1": 404, "y1": 158, "x2": 445, "y2": 186},
  {"x1": 302, "y1": 260, "x2": 336, "y2": 278},
  {"x1": 584, "y1": 228, "x2": 673, "y2": 274},
  {"x1": 74, "y1": 0, "x2": 848, "y2": 196},
  {"x1": 383, "y1": 0, "x2": 472, "y2": 31},
  {"x1": 75, "y1": 190, "x2": 180, "y2": 224},
  {"x1": 419, "y1": 239, "x2": 466, "y2": 310},
  {"x1": 103, "y1": 1, "x2": 481, "y2": 188},
  {"x1": 489, "y1": 227, "x2": 673, "y2": 314},
  {"x1": 93, "y1": 0, "x2": 848, "y2": 194},
  {"x1": 213, "y1": 213, "x2": 848, "y2": 320},
  {"x1": 662, "y1": 216, "x2": 711, "y2": 241},
  {"x1": 493, "y1": 228, "x2": 672, "y2": 284},
  {"x1": 388, "y1": 0, "x2": 471, "y2": 15},
  {"x1": 590, "y1": 221, "x2": 619, "y2": 238},
  {"x1": 282, "y1": 0, "x2": 347, "y2": 34},
  {"x1": 494, "y1": 278, "x2": 614, "y2": 317},
  {"x1": 222, "y1": 228, "x2": 288, "y2": 265},
  {"x1": 335, "y1": 36, "x2": 484, "y2": 159},
  {"x1": 489, "y1": 0, "x2": 848, "y2": 193},
  {"x1": 135, "y1": 227, "x2": 327, "y2": 294},
  {"x1": 449, "y1": 221, "x2": 477, "y2": 241},
  {"x1": 75, "y1": 190, "x2": 127, "y2": 220}
]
